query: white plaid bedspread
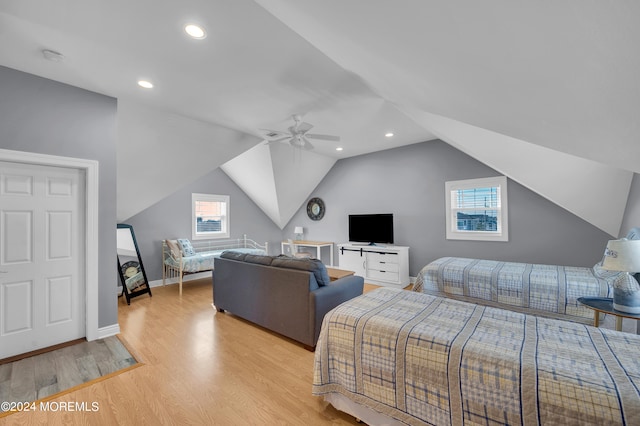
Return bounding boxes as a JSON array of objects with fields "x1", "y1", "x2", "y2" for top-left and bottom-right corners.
[
  {"x1": 313, "y1": 288, "x2": 640, "y2": 425},
  {"x1": 412, "y1": 257, "x2": 612, "y2": 323}
]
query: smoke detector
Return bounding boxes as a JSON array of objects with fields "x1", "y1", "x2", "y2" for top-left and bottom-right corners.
[{"x1": 42, "y1": 49, "x2": 65, "y2": 62}]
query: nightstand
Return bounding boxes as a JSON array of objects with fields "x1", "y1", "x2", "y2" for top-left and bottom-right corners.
[{"x1": 578, "y1": 296, "x2": 640, "y2": 333}]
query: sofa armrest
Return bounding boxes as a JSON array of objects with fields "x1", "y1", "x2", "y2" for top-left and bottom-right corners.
[{"x1": 310, "y1": 275, "x2": 364, "y2": 346}]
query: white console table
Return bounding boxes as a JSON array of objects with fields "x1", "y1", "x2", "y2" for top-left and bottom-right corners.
[
  {"x1": 281, "y1": 240, "x2": 334, "y2": 267},
  {"x1": 338, "y1": 243, "x2": 410, "y2": 288}
]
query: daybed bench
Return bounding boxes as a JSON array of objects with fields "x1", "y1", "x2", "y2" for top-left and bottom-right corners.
[
  {"x1": 313, "y1": 287, "x2": 640, "y2": 425},
  {"x1": 213, "y1": 252, "x2": 364, "y2": 349},
  {"x1": 163, "y1": 235, "x2": 268, "y2": 294}
]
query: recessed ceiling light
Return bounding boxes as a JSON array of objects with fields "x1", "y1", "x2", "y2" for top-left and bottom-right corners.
[
  {"x1": 185, "y1": 24, "x2": 206, "y2": 39},
  {"x1": 385, "y1": 132, "x2": 394, "y2": 138},
  {"x1": 336, "y1": 147, "x2": 343, "y2": 151},
  {"x1": 137, "y1": 80, "x2": 153, "y2": 89}
]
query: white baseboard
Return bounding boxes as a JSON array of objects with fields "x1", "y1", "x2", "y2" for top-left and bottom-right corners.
[
  {"x1": 92, "y1": 323, "x2": 121, "y2": 341},
  {"x1": 149, "y1": 272, "x2": 212, "y2": 288},
  {"x1": 115, "y1": 272, "x2": 212, "y2": 296}
]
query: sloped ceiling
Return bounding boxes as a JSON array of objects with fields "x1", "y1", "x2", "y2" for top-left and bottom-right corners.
[
  {"x1": 0, "y1": 1, "x2": 638, "y2": 235},
  {"x1": 116, "y1": 100, "x2": 261, "y2": 221},
  {"x1": 401, "y1": 108, "x2": 633, "y2": 235},
  {"x1": 253, "y1": 0, "x2": 639, "y2": 235},
  {"x1": 257, "y1": 1, "x2": 640, "y2": 173}
]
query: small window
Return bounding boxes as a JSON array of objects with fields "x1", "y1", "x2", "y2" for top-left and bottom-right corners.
[
  {"x1": 445, "y1": 176, "x2": 508, "y2": 242},
  {"x1": 192, "y1": 193, "x2": 230, "y2": 240}
]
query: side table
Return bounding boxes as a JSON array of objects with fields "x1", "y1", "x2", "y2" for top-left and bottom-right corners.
[
  {"x1": 281, "y1": 240, "x2": 334, "y2": 266},
  {"x1": 326, "y1": 267, "x2": 355, "y2": 282},
  {"x1": 578, "y1": 296, "x2": 640, "y2": 333}
]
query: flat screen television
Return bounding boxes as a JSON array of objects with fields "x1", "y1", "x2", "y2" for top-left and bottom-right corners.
[{"x1": 348, "y1": 214, "x2": 394, "y2": 245}]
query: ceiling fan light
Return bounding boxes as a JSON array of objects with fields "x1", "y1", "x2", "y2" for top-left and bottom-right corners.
[{"x1": 185, "y1": 24, "x2": 206, "y2": 39}]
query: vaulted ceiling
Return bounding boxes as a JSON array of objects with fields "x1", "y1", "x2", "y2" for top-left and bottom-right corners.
[{"x1": 1, "y1": 1, "x2": 637, "y2": 235}]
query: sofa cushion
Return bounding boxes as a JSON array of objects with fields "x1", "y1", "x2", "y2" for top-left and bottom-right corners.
[
  {"x1": 243, "y1": 254, "x2": 274, "y2": 266},
  {"x1": 220, "y1": 250, "x2": 248, "y2": 261},
  {"x1": 271, "y1": 257, "x2": 331, "y2": 286}
]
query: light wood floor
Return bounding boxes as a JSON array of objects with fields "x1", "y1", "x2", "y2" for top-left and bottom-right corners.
[{"x1": 0, "y1": 279, "x2": 361, "y2": 425}]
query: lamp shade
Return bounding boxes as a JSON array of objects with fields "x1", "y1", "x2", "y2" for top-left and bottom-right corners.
[
  {"x1": 602, "y1": 239, "x2": 640, "y2": 313},
  {"x1": 601, "y1": 239, "x2": 640, "y2": 272},
  {"x1": 294, "y1": 226, "x2": 304, "y2": 235}
]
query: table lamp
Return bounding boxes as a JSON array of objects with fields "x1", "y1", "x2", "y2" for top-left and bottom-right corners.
[
  {"x1": 602, "y1": 239, "x2": 640, "y2": 314},
  {"x1": 294, "y1": 226, "x2": 304, "y2": 241}
]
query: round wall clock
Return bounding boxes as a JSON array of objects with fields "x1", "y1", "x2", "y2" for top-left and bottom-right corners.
[{"x1": 306, "y1": 197, "x2": 325, "y2": 221}]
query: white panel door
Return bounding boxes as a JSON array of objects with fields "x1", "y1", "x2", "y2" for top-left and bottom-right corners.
[{"x1": 0, "y1": 161, "x2": 85, "y2": 359}]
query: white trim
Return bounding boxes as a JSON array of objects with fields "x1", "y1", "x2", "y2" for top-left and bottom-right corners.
[
  {"x1": 445, "y1": 176, "x2": 509, "y2": 242},
  {"x1": 150, "y1": 271, "x2": 210, "y2": 288},
  {"x1": 191, "y1": 193, "x2": 230, "y2": 240},
  {"x1": 96, "y1": 324, "x2": 121, "y2": 339},
  {"x1": 0, "y1": 148, "x2": 101, "y2": 342}
]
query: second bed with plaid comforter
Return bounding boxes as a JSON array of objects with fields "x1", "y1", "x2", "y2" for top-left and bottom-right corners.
[
  {"x1": 412, "y1": 257, "x2": 614, "y2": 323},
  {"x1": 313, "y1": 288, "x2": 640, "y2": 425}
]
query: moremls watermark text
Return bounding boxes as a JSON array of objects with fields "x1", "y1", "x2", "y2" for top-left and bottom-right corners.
[{"x1": 1, "y1": 401, "x2": 100, "y2": 412}]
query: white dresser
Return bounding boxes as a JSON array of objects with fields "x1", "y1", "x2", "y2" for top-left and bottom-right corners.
[{"x1": 337, "y1": 243, "x2": 410, "y2": 288}]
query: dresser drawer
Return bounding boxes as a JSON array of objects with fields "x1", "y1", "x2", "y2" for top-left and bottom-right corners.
[
  {"x1": 367, "y1": 251, "x2": 399, "y2": 264},
  {"x1": 367, "y1": 260, "x2": 399, "y2": 273},
  {"x1": 339, "y1": 244, "x2": 410, "y2": 288},
  {"x1": 367, "y1": 269, "x2": 399, "y2": 283}
]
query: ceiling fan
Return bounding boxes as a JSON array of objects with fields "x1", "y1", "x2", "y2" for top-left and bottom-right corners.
[{"x1": 260, "y1": 114, "x2": 340, "y2": 150}]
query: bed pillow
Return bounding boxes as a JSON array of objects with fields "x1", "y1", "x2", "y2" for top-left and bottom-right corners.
[
  {"x1": 165, "y1": 240, "x2": 181, "y2": 259},
  {"x1": 271, "y1": 257, "x2": 331, "y2": 286},
  {"x1": 177, "y1": 239, "x2": 196, "y2": 257}
]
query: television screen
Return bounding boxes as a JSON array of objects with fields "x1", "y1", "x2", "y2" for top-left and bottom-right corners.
[{"x1": 348, "y1": 214, "x2": 394, "y2": 245}]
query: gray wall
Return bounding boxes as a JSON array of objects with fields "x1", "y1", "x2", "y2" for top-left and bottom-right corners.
[
  {"x1": 621, "y1": 173, "x2": 640, "y2": 237},
  {"x1": 124, "y1": 168, "x2": 283, "y2": 282},
  {"x1": 0, "y1": 66, "x2": 118, "y2": 328},
  {"x1": 284, "y1": 140, "x2": 615, "y2": 276}
]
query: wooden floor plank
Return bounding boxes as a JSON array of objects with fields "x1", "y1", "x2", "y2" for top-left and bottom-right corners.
[
  {"x1": 0, "y1": 363, "x2": 11, "y2": 383},
  {"x1": 33, "y1": 351, "x2": 57, "y2": 390},
  {"x1": 52, "y1": 351, "x2": 84, "y2": 392},
  {"x1": 75, "y1": 354, "x2": 101, "y2": 383},
  {"x1": 9, "y1": 357, "x2": 36, "y2": 402}
]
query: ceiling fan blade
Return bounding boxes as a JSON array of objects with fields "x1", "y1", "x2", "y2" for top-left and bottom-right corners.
[
  {"x1": 266, "y1": 136, "x2": 290, "y2": 144},
  {"x1": 305, "y1": 133, "x2": 340, "y2": 142},
  {"x1": 302, "y1": 136, "x2": 314, "y2": 150},
  {"x1": 259, "y1": 129, "x2": 291, "y2": 140},
  {"x1": 296, "y1": 122, "x2": 313, "y2": 133}
]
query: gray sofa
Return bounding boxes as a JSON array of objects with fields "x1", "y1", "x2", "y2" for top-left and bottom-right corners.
[{"x1": 212, "y1": 251, "x2": 364, "y2": 349}]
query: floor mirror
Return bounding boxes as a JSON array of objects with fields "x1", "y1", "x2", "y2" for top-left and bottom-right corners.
[{"x1": 117, "y1": 223, "x2": 152, "y2": 304}]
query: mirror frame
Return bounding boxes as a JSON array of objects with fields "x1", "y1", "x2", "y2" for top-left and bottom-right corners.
[{"x1": 117, "y1": 223, "x2": 152, "y2": 304}]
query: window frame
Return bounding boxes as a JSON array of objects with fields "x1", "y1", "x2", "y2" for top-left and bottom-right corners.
[
  {"x1": 191, "y1": 193, "x2": 230, "y2": 240},
  {"x1": 445, "y1": 176, "x2": 509, "y2": 242}
]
